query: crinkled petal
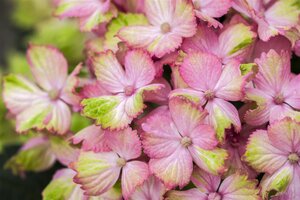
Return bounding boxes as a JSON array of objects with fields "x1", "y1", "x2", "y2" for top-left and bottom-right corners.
[
  {"x1": 106, "y1": 128, "x2": 142, "y2": 160},
  {"x1": 244, "y1": 130, "x2": 287, "y2": 174},
  {"x1": 166, "y1": 188, "x2": 207, "y2": 200},
  {"x1": 92, "y1": 50, "x2": 126, "y2": 93},
  {"x1": 3, "y1": 74, "x2": 47, "y2": 115},
  {"x1": 121, "y1": 161, "x2": 149, "y2": 199},
  {"x1": 81, "y1": 95, "x2": 132, "y2": 130},
  {"x1": 149, "y1": 147, "x2": 193, "y2": 189},
  {"x1": 169, "y1": 97, "x2": 208, "y2": 136},
  {"x1": 26, "y1": 45, "x2": 68, "y2": 91},
  {"x1": 180, "y1": 52, "x2": 222, "y2": 91},
  {"x1": 72, "y1": 125, "x2": 110, "y2": 152},
  {"x1": 169, "y1": 88, "x2": 206, "y2": 106},
  {"x1": 191, "y1": 167, "x2": 221, "y2": 193},
  {"x1": 71, "y1": 151, "x2": 121, "y2": 196},
  {"x1": 219, "y1": 174, "x2": 260, "y2": 200},
  {"x1": 124, "y1": 50, "x2": 156, "y2": 88}
]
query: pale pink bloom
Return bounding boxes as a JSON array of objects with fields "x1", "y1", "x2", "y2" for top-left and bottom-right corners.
[
  {"x1": 232, "y1": 0, "x2": 300, "y2": 41},
  {"x1": 182, "y1": 24, "x2": 256, "y2": 63},
  {"x1": 3, "y1": 45, "x2": 81, "y2": 135},
  {"x1": 192, "y1": 0, "x2": 232, "y2": 28},
  {"x1": 129, "y1": 176, "x2": 166, "y2": 200},
  {"x1": 142, "y1": 97, "x2": 228, "y2": 189},
  {"x1": 117, "y1": 0, "x2": 197, "y2": 58},
  {"x1": 244, "y1": 118, "x2": 300, "y2": 199},
  {"x1": 71, "y1": 128, "x2": 149, "y2": 199},
  {"x1": 81, "y1": 50, "x2": 164, "y2": 130},
  {"x1": 42, "y1": 168, "x2": 122, "y2": 200},
  {"x1": 166, "y1": 167, "x2": 260, "y2": 200},
  {"x1": 244, "y1": 50, "x2": 300, "y2": 126},
  {"x1": 54, "y1": 0, "x2": 117, "y2": 32},
  {"x1": 171, "y1": 52, "x2": 252, "y2": 141}
]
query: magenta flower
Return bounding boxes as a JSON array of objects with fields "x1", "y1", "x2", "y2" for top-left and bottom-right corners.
[
  {"x1": 3, "y1": 45, "x2": 81, "y2": 135},
  {"x1": 171, "y1": 52, "x2": 252, "y2": 141},
  {"x1": 71, "y1": 128, "x2": 149, "y2": 199},
  {"x1": 182, "y1": 23, "x2": 256, "y2": 63},
  {"x1": 81, "y1": 50, "x2": 163, "y2": 130},
  {"x1": 232, "y1": 0, "x2": 300, "y2": 41},
  {"x1": 192, "y1": 0, "x2": 232, "y2": 28},
  {"x1": 166, "y1": 167, "x2": 260, "y2": 200},
  {"x1": 54, "y1": 0, "x2": 118, "y2": 32},
  {"x1": 142, "y1": 97, "x2": 228, "y2": 189},
  {"x1": 244, "y1": 50, "x2": 300, "y2": 126},
  {"x1": 244, "y1": 118, "x2": 300, "y2": 199},
  {"x1": 117, "y1": 0, "x2": 197, "y2": 58}
]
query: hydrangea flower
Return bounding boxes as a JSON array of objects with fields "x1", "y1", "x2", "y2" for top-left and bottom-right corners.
[
  {"x1": 244, "y1": 50, "x2": 300, "y2": 126},
  {"x1": 232, "y1": 0, "x2": 300, "y2": 41},
  {"x1": 42, "y1": 168, "x2": 122, "y2": 200},
  {"x1": 141, "y1": 97, "x2": 228, "y2": 189},
  {"x1": 244, "y1": 118, "x2": 300, "y2": 199},
  {"x1": 71, "y1": 128, "x2": 149, "y2": 199},
  {"x1": 54, "y1": 0, "x2": 118, "y2": 32},
  {"x1": 192, "y1": 0, "x2": 232, "y2": 28},
  {"x1": 3, "y1": 45, "x2": 81, "y2": 134},
  {"x1": 182, "y1": 23, "x2": 257, "y2": 63},
  {"x1": 166, "y1": 167, "x2": 260, "y2": 200},
  {"x1": 171, "y1": 52, "x2": 252, "y2": 141},
  {"x1": 81, "y1": 50, "x2": 163, "y2": 130},
  {"x1": 117, "y1": 0, "x2": 197, "y2": 58}
]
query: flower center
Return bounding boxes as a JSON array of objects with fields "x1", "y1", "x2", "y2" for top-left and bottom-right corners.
[
  {"x1": 204, "y1": 90, "x2": 215, "y2": 101},
  {"x1": 288, "y1": 153, "x2": 299, "y2": 164},
  {"x1": 208, "y1": 192, "x2": 222, "y2": 200},
  {"x1": 124, "y1": 85, "x2": 135, "y2": 96},
  {"x1": 181, "y1": 136, "x2": 192, "y2": 147},
  {"x1": 160, "y1": 22, "x2": 171, "y2": 34},
  {"x1": 273, "y1": 94, "x2": 284, "y2": 105},
  {"x1": 48, "y1": 89, "x2": 60, "y2": 100},
  {"x1": 116, "y1": 157, "x2": 126, "y2": 167}
]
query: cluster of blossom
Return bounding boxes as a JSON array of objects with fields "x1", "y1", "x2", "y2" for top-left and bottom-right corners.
[{"x1": 3, "y1": 0, "x2": 300, "y2": 199}]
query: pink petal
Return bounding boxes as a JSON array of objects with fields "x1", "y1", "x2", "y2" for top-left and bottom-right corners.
[
  {"x1": 284, "y1": 75, "x2": 300, "y2": 109},
  {"x1": 193, "y1": 0, "x2": 231, "y2": 18},
  {"x1": 92, "y1": 50, "x2": 126, "y2": 93},
  {"x1": 166, "y1": 188, "x2": 207, "y2": 200},
  {"x1": 121, "y1": 161, "x2": 149, "y2": 199},
  {"x1": 191, "y1": 167, "x2": 221, "y2": 193},
  {"x1": 169, "y1": 97, "x2": 208, "y2": 136},
  {"x1": 189, "y1": 124, "x2": 218, "y2": 150},
  {"x1": 194, "y1": 11, "x2": 223, "y2": 28},
  {"x1": 143, "y1": 78, "x2": 172, "y2": 104},
  {"x1": 149, "y1": 147, "x2": 193, "y2": 189},
  {"x1": 277, "y1": 166, "x2": 300, "y2": 200},
  {"x1": 130, "y1": 176, "x2": 166, "y2": 200},
  {"x1": 141, "y1": 111, "x2": 181, "y2": 159},
  {"x1": 72, "y1": 125, "x2": 111, "y2": 152},
  {"x1": 180, "y1": 52, "x2": 222, "y2": 91},
  {"x1": 169, "y1": 88, "x2": 206, "y2": 106},
  {"x1": 79, "y1": 80, "x2": 110, "y2": 99},
  {"x1": 106, "y1": 128, "x2": 142, "y2": 160},
  {"x1": 268, "y1": 118, "x2": 300, "y2": 154},
  {"x1": 269, "y1": 104, "x2": 300, "y2": 124},
  {"x1": 214, "y1": 60, "x2": 247, "y2": 101},
  {"x1": 244, "y1": 130, "x2": 287, "y2": 174},
  {"x1": 124, "y1": 50, "x2": 156, "y2": 88},
  {"x1": 71, "y1": 151, "x2": 121, "y2": 196},
  {"x1": 26, "y1": 45, "x2": 68, "y2": 91}
]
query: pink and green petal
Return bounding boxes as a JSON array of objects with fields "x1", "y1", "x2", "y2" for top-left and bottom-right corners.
[
  {"x1": 71, "y1": 151, "x2": 121, "y2": 196},
  {"x1": 26, "y1": 45, "x2": 68, "y2": 91},
  {"x1": 180, "y1": 52, "x2": 222, "y2": 91},
  {"x1": 260, "y1": 163, "x2": 294, "y2": 199},
  {"x1": 3, "y1": 74, "x2": 47, "y2": 115},
  {"x1": 106, "y1": 128, "x2": 142, "y2": 160},
  {"x1": 121, "y1": 161, "x2": 149, "y2": 199},
  {"x1": 189, "y1": 145, "x2": 228, "y2": 175},
  {"x1": 169, "y1": 97, "x2": 208, "y2": 136},
  {"x1": 244, "y1": 130, "x2": 287, "y2": 174},
  {"x1": 219, "y1": 174, "x2": 260, "y2": 200},
  {"x1": 166, "y1": 188, "x2": 207, "y2": 200},
  {"x1": 72, "y1": 125, "x2": 110, "y2": 152},
  {"x1": 92, "y1": 50, "x2": 126, "y2": 93},
  {"x1": 124, "y1": 50, "x2": 156, "y2": 88},
  {"x1": 149, "y1": 147, "x2": 193, "y2": 189},
  {"x1": 169, "y1": 88, "x2": 206, "y2": 106},
  {"x1": 81, "y1": 95, "x2": 132, "y2": 130},
  {"x1": 191, "y1": 167, "x2": 221, "y2": 193}
]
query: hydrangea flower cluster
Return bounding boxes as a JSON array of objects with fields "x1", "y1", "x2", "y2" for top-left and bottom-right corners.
[{"x1": 2, "y1": 0, "x2": 300, "y2": 199}]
